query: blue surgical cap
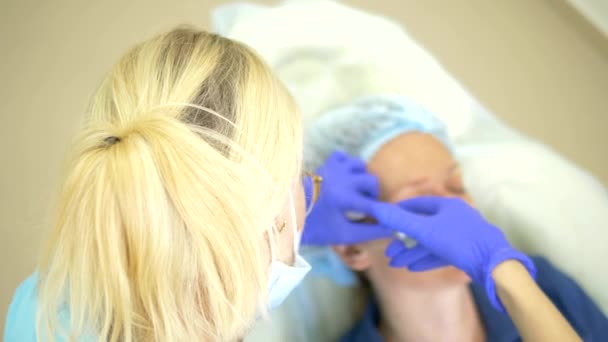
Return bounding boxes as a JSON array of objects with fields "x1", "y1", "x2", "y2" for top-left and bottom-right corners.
[
  {"x1": 302, "y1": 95, "x2": 451, "y2": 286},
  {"x1": 305, "y1": 94, "x2": 451, "y2": 170}
]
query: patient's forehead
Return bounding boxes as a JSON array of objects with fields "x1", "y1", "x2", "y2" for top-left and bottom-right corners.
[{"x1": 366, "y1": 132, "x2": 455, "y2": 200}]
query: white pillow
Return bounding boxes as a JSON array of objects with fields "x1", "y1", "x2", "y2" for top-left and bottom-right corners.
[{"x1": 213, "y1": 0, "x2": 474, "y2": 140}]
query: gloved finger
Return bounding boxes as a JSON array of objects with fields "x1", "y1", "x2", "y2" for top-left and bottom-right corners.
[
  {"x1": 371, "y1": 203, "x2": 424, "y2": 240},
  {"x1": 333, "y1": 192, "x2": 378, "y2": 216},
  {"x1": 352, "y1": 174, "x2": 380, "y2": 199},
  {"x1": 407, "y1": 255, "x2": 450, "y2": 272},
  {"x1": 327, "y1": 150, "x2": 349, "y2": 163},
  {"x1": 299, "y1": 227, "x2": 319, "y2": 246},
  {"x1": 397, "y1": 196, "x2": 444, "y2": 216},
  {"x1": 348, "y1": 158, "x2": 367, "y2": 173},
  {"x1": 389, "y1": 245, "x2": 431, "y2": 268},
  {"x1": 343, "y1": 196, "x2": 380, "y2": 219},
  {"x1": 342, "y1": 223, "x2": 394, "y2": 244},
  {"x1": 385, "y1": 239, "x2": 406, "y2": 258}
]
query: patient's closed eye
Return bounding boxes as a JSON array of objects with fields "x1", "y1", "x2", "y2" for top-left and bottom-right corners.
[
  {"x1": 447, "y1": 184, "x2": 466, "y2": 195},
  {"x1": 446, "y1": 169, "x2": 466, "y2": 195}
]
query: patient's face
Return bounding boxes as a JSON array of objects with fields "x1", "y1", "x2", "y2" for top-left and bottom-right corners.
[{"x1": 335, "y1": 132, "x2": 472, "y2": 291}]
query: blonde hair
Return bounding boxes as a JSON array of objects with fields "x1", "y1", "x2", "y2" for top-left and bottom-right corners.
[{"x1": 36, "y1": 27, "x2": 302, "y2": 341}]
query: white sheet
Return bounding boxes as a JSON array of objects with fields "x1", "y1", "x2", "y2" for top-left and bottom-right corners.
[{"x1": 213, "y1": 1, "x2": 608, "y2": 340}]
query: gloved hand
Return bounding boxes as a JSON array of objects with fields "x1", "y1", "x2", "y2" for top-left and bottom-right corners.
[
  {"x1": 301, "y1": 151, "x2": 394, "y2": 245},
  {"x1": 373, "y1": 196, "x2": 536, "y2": 311}
]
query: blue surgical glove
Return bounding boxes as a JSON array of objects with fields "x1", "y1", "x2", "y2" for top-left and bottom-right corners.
[
  {"x1": 373, "y1": 196, "x2": 536, "y2": 312},
  {"x1": 301, "y1": 151, "x2": 394, "y2": 245}
]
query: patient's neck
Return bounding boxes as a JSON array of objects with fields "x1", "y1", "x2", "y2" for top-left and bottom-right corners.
[{"x1": 371, "y1": 278, "x2": 485, "y2": 342}]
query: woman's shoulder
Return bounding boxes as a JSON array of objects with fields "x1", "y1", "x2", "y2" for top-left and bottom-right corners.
[{"x1": 4, "y1": 273, "x2": 40, "y2": 342}]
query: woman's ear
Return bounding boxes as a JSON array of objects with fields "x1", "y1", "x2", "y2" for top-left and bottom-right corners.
[{"x1": 332, "y1": 244, "x2": 372, "y2": 271}]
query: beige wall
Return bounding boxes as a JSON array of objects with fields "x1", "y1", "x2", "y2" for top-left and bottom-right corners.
[{"x1": 2, "y1": 0, "x2": 607, "y2": 331}]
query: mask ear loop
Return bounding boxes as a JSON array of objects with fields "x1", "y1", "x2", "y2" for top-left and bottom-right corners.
[
  {"x1": 269, "y1": 222, "x2": 278, "y2": 263},
  {"x1": 288, "y1": 189, "x2": 300, "y2": 254}
]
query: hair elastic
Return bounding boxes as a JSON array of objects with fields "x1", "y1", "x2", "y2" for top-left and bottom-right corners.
[{"x1": 104, "y1": 136, "x2": 121, "y2": 145}]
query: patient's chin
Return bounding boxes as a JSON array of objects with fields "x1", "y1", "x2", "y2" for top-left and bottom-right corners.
[{"x1": 393, "y1": 266, "x2": 470, "y2": 290}]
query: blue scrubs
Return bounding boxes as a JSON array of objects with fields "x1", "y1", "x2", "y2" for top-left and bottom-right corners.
[
  {"x1": 3, "y1": 273, "x2": 95, "y2": 342},
  {"x1": 341, "y1": 257, "x2": 608, "y2": 342},
  {"x1": 4, "y1": 274, "x2": 38, "y2": 342}
]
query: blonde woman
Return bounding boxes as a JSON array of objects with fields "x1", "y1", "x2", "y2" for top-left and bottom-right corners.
[{"x1": 4, "y1": 27, "x2": 317, "y2": 341}]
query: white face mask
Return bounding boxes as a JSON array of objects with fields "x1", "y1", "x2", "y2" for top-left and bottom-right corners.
[
  {"x1": 267, "y1": 255, "x2": 311, "y2": 309},
  {"x1": 266, "y1": 220, "x2": 311, "y2": 310}
]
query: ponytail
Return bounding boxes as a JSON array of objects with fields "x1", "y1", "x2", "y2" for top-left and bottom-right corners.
[{"x1": 37, "y1": 27, "x2": 301, "y2": 341}]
